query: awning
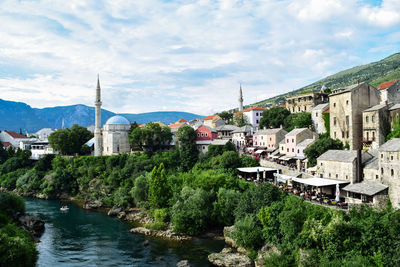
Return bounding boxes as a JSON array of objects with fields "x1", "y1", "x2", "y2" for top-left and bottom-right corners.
[
  {"x1": 247, "y1": 147, "x2": 256, "y2": 151},
  {"x1": 274, "y1": 173, "x2": 295, "y2": 183},
  {"x1": 292, "y1": 156, "x2": 306, "y2": 160},
  {"x1": 255, "y1": 149, "x2": 266, "y2": 154},
  {"x1": 292, "y1": 177, "x2": 349, "y2": 187},
  {"x1": 237, "y1": 167, "x2": 278, "y2": 173},
  {"x1": 343, "y1": 181, "x2": 388, "y2": 196},
  {"x1": 270, "y1": 155, "x2": 280, "y2": 159},
  {"x1": 279, "y1": 156, "x2": 292, "y2": 161}
]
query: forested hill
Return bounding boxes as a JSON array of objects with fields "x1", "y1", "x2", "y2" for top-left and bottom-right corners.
[
  {"x1": 253, "y1": 52, "x2": 400, "y2": 106},
  {"x1": 0, "y1": 98, "x2": 202, "y2": 132}
]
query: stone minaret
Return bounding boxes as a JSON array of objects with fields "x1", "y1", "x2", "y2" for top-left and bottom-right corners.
[
  {"x1": 238, "y1": 84, "x2": 244, "y2": 111},
  {"x1": 94, "y1": 75, "x2": 102, "y2": 156}
]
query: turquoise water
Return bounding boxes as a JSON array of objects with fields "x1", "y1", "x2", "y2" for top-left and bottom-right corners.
[{"x1": 24, "y1": 198, "x2": 224, "y2": 266}]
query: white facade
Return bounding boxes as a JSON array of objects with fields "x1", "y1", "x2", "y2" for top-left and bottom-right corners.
[
  {"x1": 102, "y1": 116, "x2": 131, "y2": 156},
  {"x1": 311, "y1": 103, "x2": 329, "y2": 134},
  {"x1": 30, "y1": 141, "x2": 58, "y2": 160},
  {"x1": 35, "y1": 128, "x2": 54, "y2": 139},
  {"x1": 244, "y1": 108, "x2": 264, "y2": 128},
  {"x1": 0, "y1": 130, "x2": 29, "y2": 148}
]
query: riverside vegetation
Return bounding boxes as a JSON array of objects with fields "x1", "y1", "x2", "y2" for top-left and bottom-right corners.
[
  {"x1": 1, "y1": 129, "x2": 400, "y2": 266},
  {"x1": 0, "y1": 192, "x2": 39, "y2": 267}
]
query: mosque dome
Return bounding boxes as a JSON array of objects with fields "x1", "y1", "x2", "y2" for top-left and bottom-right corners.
[{"x1": 105, "y1": 115, "x2": 130, "y2": 125}]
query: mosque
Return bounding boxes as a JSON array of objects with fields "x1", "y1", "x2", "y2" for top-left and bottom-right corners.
[{"x1": 94, "y1": 76, "x2": 131, "y2": 156}]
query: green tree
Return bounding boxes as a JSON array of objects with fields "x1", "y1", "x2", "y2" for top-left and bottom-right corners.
[
  {"x1": 218, "y1": 111, "x2": 233, "y2": 123},
  {"x1": 284, "y1": 112, "x2": 312, "y2": 131},
  {"x1": 0, "y1": 192, "x2": 25, "y2": 218},
  {"x1": 176, "y1": 126, "x2": 198, "y2": 171},
  {"x1": 131, "y1": 174, "x2": 150, "y2": 208},
  {"x1": 148, "y1": 163, "x2": 171, "y2": 209},
  {"x1": 213, "y1": 188, "x2": 241, "y2": 225},
  {"x1": 48, "y1": 124, "x2": 93, "y2": 155},
  {"x1": 304, "y1": 137, "x2": 343, "y2": 167},
  {"x1": 234, "y1": 113, "x2": 250, "y2": 127},
  {"x1": 171, "y1": 187, "x2": 213, "y2": 235},
  {"x1": 259, "y1": 106, "x2": 290, "y2": 129},
  {"x1": 232, "y1": 215, "x2": 263, "y2": 250},
  {"x1": 386, "y1": 116, "x2": 400, "y2": 141},
  {"x1": 129, "y1": 123, "x2": 172, "y2": 152}
]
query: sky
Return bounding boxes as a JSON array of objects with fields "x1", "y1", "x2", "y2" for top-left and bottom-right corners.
[{"x1": 0, "y1": 0, "x2": 399, "y2": 116}]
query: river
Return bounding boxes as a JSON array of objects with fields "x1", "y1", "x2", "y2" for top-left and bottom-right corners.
[{"x1": 24, "y1": 198, "x2": 224, "y2": 267}]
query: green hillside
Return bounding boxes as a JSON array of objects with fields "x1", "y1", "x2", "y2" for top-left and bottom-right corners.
[{"x1": 254, "y1": 52, "x2": 400, "y2": 106}]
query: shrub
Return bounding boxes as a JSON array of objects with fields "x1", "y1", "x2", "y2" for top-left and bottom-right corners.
[
  {"x1": 213, "y1": 188, "x2": 241, "y2": 226},
  {"x1": 0, "y1": 192, "x2": 25, "y2": 218},
  {"x1": 232, "y1": 215, "x2": 263, "y2": 250}
]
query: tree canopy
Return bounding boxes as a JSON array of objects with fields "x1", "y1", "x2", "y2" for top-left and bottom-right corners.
[
  {"x1": 259, "y1": 106, "x2": 290, "y2": 129},
  {"x1": 129, "y1": 122, "x2": 172, "y2": 152},
  {"x1": 176, "y1": 126, "x2": 198, "y2": 171},
  {"x1": 304, "y1": 136, "x2": 343, "y2": 167},
  {"x1": 283, "y1": 112, "x2": 312, "y2": 132},
  {"x1": 48, "y1": 124, "x2": 93, "y2": 155},
  {"x1": 233, "y1": 113, "x2": 250, "y2": 127},
  {"x1": 218, "y1": 111, "x2": 233, "y2": 123}
]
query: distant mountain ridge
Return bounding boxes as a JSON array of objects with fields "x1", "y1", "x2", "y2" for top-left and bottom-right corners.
[
  {"x1": 0, "y1": 99, "x2": 203, "y2": 132},
  {"x1": 252, "y1": 52, "x2": 400, "y2": 107}
]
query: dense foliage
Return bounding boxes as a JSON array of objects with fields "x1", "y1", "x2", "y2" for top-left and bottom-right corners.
[
  {"x1": 129, "y1": 122, "x2": 172, "y2": 151},
  {"x1": 0, "y1": 192, "x2": 38, "y2": 267},
  {"x1": 283, "y1": 112, "x2": 312, "y2": 132},
  {"x1": 386, "y1": 116, "x2": 400, "y2": 141},
  {"x1": 304, "y1": 136, "x2": 344, "y2": 167},
  {"x1": 259, "y1": 106, "x2": 290, "y2": 129},
  {"x1": 233, "y1": 113, "x2": 250, "y2": 127},
  {"x1": 48, "y1": 124, "x2": 93, "y2": 155},
  {"x1": 217, "y1": 111, "x2": 233, "y2": 124}
]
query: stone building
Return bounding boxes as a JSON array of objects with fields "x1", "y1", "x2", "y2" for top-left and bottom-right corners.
[
  {"x1": 316, "y1": 150, "x2": 373, "y2": 183},
  {"x1": 215, "y1": 125, "x2": 239, "y2": 140},
  {"x1": 102, "y1": 115, "x2": 131, "y2": 155},
  {"x1": 231, "y1": 125, "x2": 253, "y2": 149},
  {"x1": 311, "y1": 103, "x2": 329, "y2": 134},
  {"x1": 377, "y1": 80, "x2": 400, "y2": 104},
  {"x1": 362, "y1": 103, "x2": 391, "y2": 149},
  {"x1": 379, "y1": 138, "x2": 400, "y2": 209},
  {"x1": 329, "y1": 82, "x2": 380, "y2": 150},
  {"x1": 203, "y1": 114, "x2": 225, "y2": 129},
  {"x1": 389, "y1": 103, "x2": 400, "y2": 126},
  {"x1": 285, "y1": 91, "x2": 328, "y2": 113}
]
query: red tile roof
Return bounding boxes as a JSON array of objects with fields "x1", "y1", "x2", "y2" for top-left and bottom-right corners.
[
  {"x1": 378, "y1": 80, "x2": 397, "y2": 90},
  {"x1": 234, "y1": 110, "x2": 244, "y2": 116},
  {"x1": 244, "y1": 107, "x2": 265, "y2": 112},
  {"x1": 323, "y1": 108, "x2": 330, "y2": 113},
  {"x1": 204, "y1": 115, "x2": 217, "y2": 120},
  {"x1": 279, "y1": 104, "x2": 286, "y2": 108},
  {"x1": 1, "y1": 142, "x2": 11, "y2": 148},
  {"x1": 176, "y1": 118, "x2": 187, "y2": 123},
  {"x1": 4, "y1": 130, "x2": 27, "y2": 139},
  {"x1": 169, "y1": 122, "x2": 186, "y2": 128}
]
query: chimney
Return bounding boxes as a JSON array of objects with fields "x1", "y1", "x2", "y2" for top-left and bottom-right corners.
[{"x1": 356, "y1": 149, "x2": 362, "y2": 183}]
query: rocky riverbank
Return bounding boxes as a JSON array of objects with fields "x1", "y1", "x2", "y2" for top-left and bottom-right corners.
[{"x1": 18, "y1": 214, "x2": 45, "y2": 241}]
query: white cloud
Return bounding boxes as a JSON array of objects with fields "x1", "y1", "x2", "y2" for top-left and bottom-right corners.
[{"x1": 0, "y1": 0, "x2": 398, "y2": 116}]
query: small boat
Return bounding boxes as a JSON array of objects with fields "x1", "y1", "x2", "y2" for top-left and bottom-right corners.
[{"x1": 60, "y1": 206, "x2": 69, "y2": 211}]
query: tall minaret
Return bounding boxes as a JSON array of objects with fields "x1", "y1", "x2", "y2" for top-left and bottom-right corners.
[
  {"x1": 94, "y1": 75, "x2": 102, "y2": 156},
  {"x1": 238, "y1": 84, "x2": 244, "y2": 111}
]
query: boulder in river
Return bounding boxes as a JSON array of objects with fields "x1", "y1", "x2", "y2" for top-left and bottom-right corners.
[
  {"x1": 108, "y1": 205, "x2": 122, "y2": 216},
  {"x1": 18, "y1": 214, "x2": 45, "y2": 238},
  {"x1": 208, "y1": 252, "x2": 252, "y2": 267},
  {"x1": 177, "y1": 260, "x2": 191, "y2": 267},
  {"x1": 83, "y1": 199, "x2": 103, "y2": 210}
]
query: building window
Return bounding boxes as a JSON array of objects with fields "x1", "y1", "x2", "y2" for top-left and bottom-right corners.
[
  {"x1": 287, "y1": 139, "x2": 289, "y2": 143},
  {"x1": 336, "y1": 174, "x2": 338, "y2": 178},
  {"x1": 316, "y1": 112, "x2": 318, "y2": 117},
  {"x1": 372, "y1": 115, "x2": 375, "y2": 122},
  {"x1": 292, "y1": 138, "x2": 294, "y2": 143},
  {"x1": 366, "y1": 116, "x2": 369, "y2": 123},
  {"x1": 270, "y1": 138, "x2": 272, "y2": 141},
  {"x1": 391, "y1": 169, "x2": 394, "y2": 176},
  {"x1": 197, "y1": 133, "x2": 200, "y2": 137},
  {"x1": 376, "y1": 175, "x2": 378, "y2": 179},
  {"x1": 333, "y1": 117, "x2": 337, "y2": 126},
  {"x1": 297, "y1": 149, "x2": 299, "y2": 153},
  {"x1": 346, "y1": 115, "x2": 349, "y2": 126},
  {"x1": 372, "y1": 131, "x2": 375, "y2": 140},
  {"x1": 320, "y1": 162, "x2": 323, "y2": 166},
  {"x1": 203, "y1": 146, "x2": 205, "y2": 150},
  {"x1": 292, "y1": 148, "x2": 294, "y2": 152},
  {"x1": 282, "y1": 147, "x2": 284, "y2": 151},
  {"x1": 346, "y1": 131, "x2": 349, "y2": 138},
  {"x1": 256, "y1": 120, "x2": 259, "y2": 123},
  {"x1": 334, "y1": 132, "x2": 336, "y2": 138},
  {"x1": 342, "y1": 131, "x2": 344, "y2": 138},
  {"x1": 205, "y1": 133, "x2": 208, "y2": 137},
  {"x1": 329, "y1": 173, "x2": 331, "y2": 178},
  {"x1": 381, "y1": 153, "x2": 383, "y2": 158},
  {"x1": 287, "y1": 148, "x2": 289, "y2": 152},
  {"x1": 201, "y1": 133, "x2": 204, "y2": 137},
  {"x1": 333, "y1": 103, "x2": 336, "y2": 107},
  {"x1": 391, "y1": 155, "x2": 394, "y2": 160},
  {"x1": 381, "y1": 168, "x2": 384, "y2": 174},
  {"x1": 256, "y1": 112, "x2": 258, "y2": 116}
]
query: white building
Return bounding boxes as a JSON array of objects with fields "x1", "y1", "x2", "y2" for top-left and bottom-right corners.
[
  {"x1": 0, "y1": 130, "x2": 29, "y2": 148},
  {"x1": 311, "y1": 103, "x2": 329, "y2": 134},
  {"x1": 30, "y1": 140, "x2": 58, "y2": 160},
  {"x1": 35, "y1": 128, "x2": 54, "y2": 139},
  {"x1": 234, "y1": 107, "x2": 264, "y2": 129},
  {"x1": 102, "y1": 115, "x2": 131, "y2": 156}
]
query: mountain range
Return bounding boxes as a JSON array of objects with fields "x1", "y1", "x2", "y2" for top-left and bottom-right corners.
[
  {"x1": 0, "y1": 99, "x2": 202, "y2": 133},
  {"x1": 252, "y1": 52, "x2": 400, "y2": 106}
]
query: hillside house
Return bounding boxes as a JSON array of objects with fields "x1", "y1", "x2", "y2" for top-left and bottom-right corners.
[
  {"x1": 329, "y1": 82, "x2": 380, "y2": 149},
  {"x1": 285, "y1": 91, "x2": 328, "y2": 113},
  {"x1": 377, "y1": 80, "x2": 400, "y2": 104},
  {"x1": 0, "y1": 130, "x2": 29, "y2": 148},
  {"x1": 311, "y1": 103, "x2": 329, "y2": 134}
]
